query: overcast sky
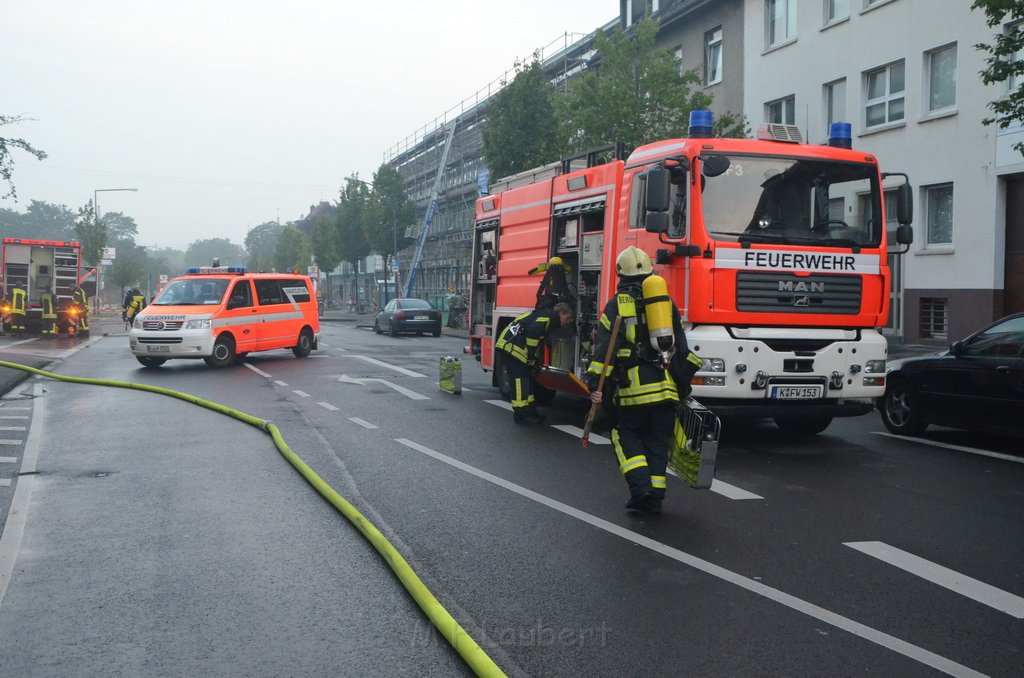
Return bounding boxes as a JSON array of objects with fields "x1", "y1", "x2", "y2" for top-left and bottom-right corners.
[{"x1": 2, "y1": 1, "x2": 615, "y2": 251}]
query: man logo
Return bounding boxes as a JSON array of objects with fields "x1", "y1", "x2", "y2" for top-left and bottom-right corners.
[
  {"x1": 793, "y1": 295, "x2": 810, "y2": 307},
  {"x1": 778, "y1": 280, "x2": 825, "y2": 293}
]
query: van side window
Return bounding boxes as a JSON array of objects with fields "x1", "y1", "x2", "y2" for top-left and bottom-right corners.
[
  {"x1": 281, "y1": 280, "x2": 311, "y2": 303},
  {"x1": 255, "y1": 280, "x2": 284, "y2": 305},
  {"x1": 228, "y1": 280, "x2": 253, "y2": 308}
]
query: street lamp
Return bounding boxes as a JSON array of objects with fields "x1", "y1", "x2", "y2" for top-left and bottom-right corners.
[{"x1": 93, "y1": 187, "x2": 138, "y2": 310}]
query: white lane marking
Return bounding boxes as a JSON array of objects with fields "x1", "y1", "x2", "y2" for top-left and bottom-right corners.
[
  {"x1": 0, "y1": 441, "x2": 21, "y2": 446},
  {"x1": 2, "y1": 339, "x2": 36, "y2": 348},
  {"x1": 0, "y1": 407, "x2": 30, "y2": 411},
  {"x1": 551, "y1": 424, "x2": 611, "y2": 446},
  {"x1": 0, "y1": 427, "x2": 25, "y2": 431},
  {"x1": 845, "y1": 541, "x2": 1024, "y2": 619},
  {"x1": 274, "y1": 380, "x2": 288, "y2": 387},
  {"x1": 395, "y1": 438, "x2": 984, "y2": 678},
  {"x1": 244, "y1": 363, "x2": 273, "y2": 378},
  {"x1": 0, "y1": 416, "x2": 28, "y2": 419},
  {"x1": 484, "y1": 399, "x2": 512, "y2": 412},
  {"x1": 349, "y1": 417, "x2": 378, "y2": 430},
  {"x1": 293, "y1": 390, "x2": 311, "y2": 398},
  {"x1": 0, "y1": 479, "x2": 9, "y2": 487},
  {"x1": 875, "y1": 432, "x2": 1024, "y2": 464},
  {"x1": 0, "y1": 457, "x2": 17, "y2": 463},
  {"x1": 339, "y1": 375, "x2": 429, "y2": 400},
  {"x1": 709, "y1": 479, "x2": 763, "y2": 501},
  {"x1": 309, "y1": 354, "x2": 329, "y2": 358},
  {"x1": 317, "y1": 402, "x2": 339, "y2": 411},
  {"x1": 345, "y1": 355, "x2": 426, "y2": 378}
]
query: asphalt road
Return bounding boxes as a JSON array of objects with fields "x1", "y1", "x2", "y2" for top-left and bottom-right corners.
[{"x1": 0, "y1": 323, "x2": 1021, "y2": 677}]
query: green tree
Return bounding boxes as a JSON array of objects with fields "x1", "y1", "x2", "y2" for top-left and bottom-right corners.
[
  {"x1": 109, "y1": 242, "x2": 148, "y2": 290},
  {"x1": 184, "y1": 238, "x2": 245, "y2": 268},
  {"x1": 0, "y1": 115, "x2": 47, "y2": 201},
  {"x1": 973, "y1": 0, "x2": 1024, "y2": 155},
  {"x1": 74, "y1": 201, "x2": 106, "y2": 269},
  {"x1": 337, "y1": 177, "x2": 371, "y2": 266},
  {"x1": 147, "y1": 247, "x2": 185, "y2": 275},
  {"x1": 482, "y1": 57, "x2": 561, "y2": 179},
  {"x1": 244, "y1": 221, "x2": 285, "y2": 272},
  {"x1": 366, "y1": 163, "x2": 414, "y2": 257},
  {"x1": 557, "y1": 17, "x2": 745, "y2": 154},
  {"x1": 100, "y1": 211, "x2": 139, "y2": 247},
  {"x1": 273, "y1": 226, "x2": 311, "y2": 273},
  {"x1": 12, "y1": 200, "x2": 76, "y2": 240},
  {"x1": 311, "y1": 213, "x2": 342, "y2": 277}
]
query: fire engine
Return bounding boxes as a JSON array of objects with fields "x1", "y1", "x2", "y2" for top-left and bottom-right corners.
[
  {"x1": 1, "y1": 238, "x2": 84, "y2": 334},
  {"x1": 467, "y1": 111, "x2": 914, "y2": 435}
]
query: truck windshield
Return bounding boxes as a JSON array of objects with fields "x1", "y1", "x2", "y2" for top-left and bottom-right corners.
[
  {"x1": 152, "y1": 278, "x2": 229, "y2": 305},
  {"x1": 700, "y1": 155, "x2": 882, "y2": 248}
]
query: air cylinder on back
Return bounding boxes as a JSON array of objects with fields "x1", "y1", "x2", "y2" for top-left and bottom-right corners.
[{"x1": 642, "y1": 274, "x2": 674, "y2": 361}]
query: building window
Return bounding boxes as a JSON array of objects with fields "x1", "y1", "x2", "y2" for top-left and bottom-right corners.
[
  {"x1": 1009, "y1": 22, "x2": 1023, "y2": 92},
  {"x1": 705, "y1": 27, "x2": 723, "y2": 85},
  {"x1": 674, "y1": 45, "x2": 684, "y2": 75},
  {"x1": 864, "y1": 60, "x2": 905, "y2": 128},
  {"x1": 766, "y1": 0, "x2": 797, "y2": 48},
  {"x1": 919, "y1": 298, "x2": 948, "y2": 340},
  {"x1": 825, "y1": 0, "x2": 849, "y2": 23},
  {"x1": 823, "y1": 78, "x2": 847, "y2": 129},
  {"x1": 924, "y1": 183, "x2": 954, "y2": 246},
  {"x1": 766, "y1": 95, "x2": 796, "y2": 124},
  {"x1": 926, "y1": 43, "x2": 957, "y2": 113}
]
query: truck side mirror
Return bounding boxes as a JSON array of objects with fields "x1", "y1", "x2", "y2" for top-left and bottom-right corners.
[
  {"x1": 896, "y1": 224, "x2": 913, "y2": 246},
  {"x1": 896, "y1": 182, "x2": 913, "y2": 225},
  {"x1": 701, "y1": 154, "x2": 731, "y2": 178},
  {"x1": 645, "y1": 166, "x2": 671, "y2": 213},
  {"x1": 645, "y1": 212, "x2": 670, "y2": 234}
]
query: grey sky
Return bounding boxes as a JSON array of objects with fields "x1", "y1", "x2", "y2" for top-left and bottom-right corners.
[{"x1": 2, "y1": 1, "x2": 614, "y2": 251}]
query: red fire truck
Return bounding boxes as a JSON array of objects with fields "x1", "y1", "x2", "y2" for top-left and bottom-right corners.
[
  {"x1": 2, "y1": 238, "x2": 84, "y2": 334},
  {"x1": 467, "y1": 112, "x2": 913, "y2": 435}
]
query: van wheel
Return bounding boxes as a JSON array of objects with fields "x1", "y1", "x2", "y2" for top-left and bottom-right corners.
[
  {"x1": 204, "y1": 335, "x2": 236, "y2": 368},
  {"x1": 136, "y1": 356, "x2": 166, "y2": 368},
  {"x1": 292, "y1": 328, "x2": 314, "y2": 358}
]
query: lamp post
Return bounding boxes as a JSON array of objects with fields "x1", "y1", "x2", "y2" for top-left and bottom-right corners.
[{"x1": 93, "y1": 187, "x2": 138, "y2": 310}]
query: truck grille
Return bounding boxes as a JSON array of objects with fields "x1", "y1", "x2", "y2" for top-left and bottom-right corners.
[
  {"x1": 142, "y1": 320, "x2": 185, "y2": 331},
  {"x1": 736, "y1": 272, "x2": 861, "y2": 315}
]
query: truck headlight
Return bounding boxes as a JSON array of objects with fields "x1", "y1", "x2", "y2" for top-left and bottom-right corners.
[
  {"x1": 184, "y1": 319, "x2": 211, "y2": 329},
  {"x1": 702, "y1": 358, "x2": 726, "y2": 373},
  {"x1": 864, "y1": 359, "x2": 886, "y2": 374}
]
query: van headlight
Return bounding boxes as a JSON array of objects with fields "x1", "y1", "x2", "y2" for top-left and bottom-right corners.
[
  {"x1": 184, "y1": 319, "x2": 211, "y2": 329},
  {"x1": 133, "y1": 317, "x2": 143, "y2": 329}
]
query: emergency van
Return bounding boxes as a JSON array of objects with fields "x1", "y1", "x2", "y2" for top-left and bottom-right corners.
[{"x1": 128, "y1": 266, "x2": 319, "y2": 368}]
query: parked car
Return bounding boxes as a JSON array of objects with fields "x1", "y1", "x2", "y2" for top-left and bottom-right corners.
[
  {"x1": 878, "y1": 312, "x2": 1024, "y2": 436},
  {"x1": 374, "y1": 298, "x2": 442, "y2": 337}
]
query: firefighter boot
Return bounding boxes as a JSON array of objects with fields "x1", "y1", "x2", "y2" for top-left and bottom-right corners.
[{"x1": 513, "y1": 406, "x2": 546, "y2": 425}]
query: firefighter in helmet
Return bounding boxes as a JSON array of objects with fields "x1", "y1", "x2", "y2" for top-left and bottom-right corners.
[
  {"x1": 40, "y1": 292, "x2": 57, "y2": 336},
  {"x1": 122, "y1": 286, "x2": 146, "y2": 326},
  {"x1": 585, "y1": 246, "x2": 701, "y2": 514},
  {"x1": 9, "y1": 285, "x2": 27, "y2": 333},
  {"x1": 72, "y1": 285, "x2": 90, "y2": 335},
  {"x1": 495, "y1": 302, "x2": 574, "y2": 424}
]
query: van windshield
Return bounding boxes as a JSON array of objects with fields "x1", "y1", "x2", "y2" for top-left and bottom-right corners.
[{"x1": 152, "y1": 278, "x2": 230, "y2": 305}]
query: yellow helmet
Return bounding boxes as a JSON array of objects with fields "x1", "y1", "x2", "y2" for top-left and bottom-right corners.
[{"x1": 615, "y1": 246, "x2": 653, "y2": 278}]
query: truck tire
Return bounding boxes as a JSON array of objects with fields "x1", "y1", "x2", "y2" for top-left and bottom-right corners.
[
  {"x1": 204, "y1": 335, "x2": 236, "y2": 368},
  {"x1": 136, "y1": 356, "x2": 166, "y2": 368},
  {"x1": 494, "y1": 352, "x2": 513, "y2": 401},
  {"x1": 773, "y1": 416, "x2": 833, "y2": 436}
]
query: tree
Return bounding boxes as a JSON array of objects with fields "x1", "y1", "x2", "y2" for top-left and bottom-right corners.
[
  {"x1": 336, "y1": 177, "x2": 371, "y2": 266},
  {"x1": 9, "y1": 200, "x2": 76, "y2": 240},
  {"x1": 184, "y1": 238, "x2": 245, "y2": 268},
  {"x1": 311, "y1": 213, "x2": 342, "y2": 276},
  {"x1": 557, "y1": 17, "x2": 745, "y2": 154},
  {"x1": 273, "y1": 226, "x2": 311, "y2": 273},
  {"x1": 973, "y1": 0, "x2": 1024, "y2": 155},
  {"x1": 366, "y1": 163, "x2": 414, "y2": 257},
  {"x1": 74, "y1": 201, "x2": 106, "y2": 269},
  {"x1": 0, "y1": 115, "x2": 47, "y2": 201},
  {"x1": 482, "y1": 57, "x2": 561, "y2": 179},
  {"x1": 147, "y1": 247, "x2": 185, "y2": 275},
  {"x1": 109, "y1": 243, "x2": 148, "y2": 291},
  {"x1": 244, "y1": 221, "x2": 286, "y2": 272},
  {"x1": 100, "y1": 211, "x2": 139, "y2": 247}
]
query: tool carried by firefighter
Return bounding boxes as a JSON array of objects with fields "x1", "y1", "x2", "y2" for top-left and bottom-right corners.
[
  {"x1": 668, "y1": 397, "x2": 722, "y2": 490},
  {"x1": 581, "y1": 313, "x2": 622, "y2": 448}
]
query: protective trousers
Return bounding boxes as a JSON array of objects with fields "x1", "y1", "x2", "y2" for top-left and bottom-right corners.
[
  {"x1": 611, "y1": 404, "x2": 676, "y2": 501},
  {"x1": 505, "y1": 358, "x2": 536, "y2": 413},
  {"x1": 41, "y1": 295, "x2": 56, "y2": 335},
  {"x1": 10, "y1": 289, "x2": 26, "y2": 331}
]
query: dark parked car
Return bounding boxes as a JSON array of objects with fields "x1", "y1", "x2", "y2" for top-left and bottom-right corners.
[
  {"x1": 374, "y1": 298, "x2": 442, "y2": 337},
  {"x1": 879, "y1": 312, "x2": 1024, "y2": 436}
]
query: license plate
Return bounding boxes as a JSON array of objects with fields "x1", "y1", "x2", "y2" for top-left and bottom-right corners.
[
  {"x1": 414, "y1": 315, "x2": 428, "y2": 320},
  {"x1": 147, "y1": 345, "x2": 171, "y2": 353},
  {"x1": 769, "y1": 385, "x2": 823, "y2": 400}
]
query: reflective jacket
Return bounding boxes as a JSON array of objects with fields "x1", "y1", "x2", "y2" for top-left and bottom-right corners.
[
  {"x1": 495, "y1": 309, "x2": 560, "y2": 365},
  {"x1": 123, "y1": 292, "x2": 146, "y2": 316},
  {"x1": 72, "y1": 287, "x2": 88, "y2": 309}
]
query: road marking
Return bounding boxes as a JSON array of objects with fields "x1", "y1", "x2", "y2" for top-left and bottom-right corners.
[
  {"x1": 0, "y1": 479, "x2": 9, "y2": 487},
  {"x1": 484, "y1": 399, "x2": 512, "y2": 411},
  {"x1": 2, "y1": 339, "x2": 36, "y2": 348},
  {"x1": 551, "y1": 424, "x2": 611, "y2": 445},
  {"x1": 309, "y1": 355, "x2": 329, "y2": 358},
  {"x1": 317, "y1": 402, "x2": 339, "y2": 411},
  {"x1": 293, "y1": 390, "x2": 311, "y2": 398},
  {"x1": 0, "y1": 441, "x2": 21, "y2": 446},
  {"x1": 875, "y1": 432, "x2": 1024, "y2": 464},
  {"x1": 244, "y1": 364, "x2": 273, "y2": 378},
  {"x1": 395, "y1": 438, "x2": 984, "y2": 678},
  {"x1": 708, "y1": 479, "x2": 763, "y2": 500},
  {"x1": 0, "y1": 407, "x2": 29, "y2": 411},
  {"x1": 344, "y1": 355, "x2": 426, "y2": 378},
  {"x1": 0, "y1": 457, "x2": 17, "y2": 463},
  {"x1": 433, "y1": 381, "x2": 473, "y2": 392},
  {"x1": 0, "y1": 427, "x2": 25, "y2": 431},
  {"x1": 339, "y1": 374, "x2": 429, "y2": 400},
  {"x1": 0, "y1": 416, "x2": 28, "y2": 419},
  {"x1": 273, "y1": 380, "x2": 288, "y2": 387},
  {"x1": 845, "y1": 541, "x2": 1024, "y2": 619},
  {"x1": 349, "y1": 417, "x2": 378, "y2": 430}
]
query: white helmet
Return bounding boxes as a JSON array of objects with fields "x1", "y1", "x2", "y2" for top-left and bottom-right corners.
[{"x1": 615, "y1": 246, "x2": 653, "y2": 278}]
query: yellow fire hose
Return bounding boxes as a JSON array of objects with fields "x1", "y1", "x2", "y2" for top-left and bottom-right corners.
[{"x1": 0, "y1": 359, "x2": 504, "y2": 677}]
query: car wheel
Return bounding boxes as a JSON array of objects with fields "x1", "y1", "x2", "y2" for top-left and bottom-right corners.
[
  {"x1": 494, "y1": 352, "x2": 513, "y2": 401},
  {"x1": 374, "y1": 318, "x2": 383, "y2": 334},
  {"x1": 389, "y1": 319, "x2": 399, "y2": 337},
  {"x1": 431, "y1": 325, "x2": 441, "y2": 338},
  {"x1": 292, "y1": 327, "x2": 314, "y2": 358},
  {"x1": 773, "y1": 416, "x2": 833, "y2": 436},
  {"x1": 204, "y1": 335, "x2": 236, "y2": 368},
  {"x1": 880, "y1": 378, "x2": 928, "y2": 435},
  {"x1": 136, "y1": 356, "x2": 166, "y2": 368}
]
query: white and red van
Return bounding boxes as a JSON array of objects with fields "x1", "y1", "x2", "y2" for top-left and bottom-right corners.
[{"x1": 128, "y1": 266, "x2": 320, "y2": 368}]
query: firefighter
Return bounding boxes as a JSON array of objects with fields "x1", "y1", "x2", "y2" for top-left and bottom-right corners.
[
  {"x1": 72, "y1": 285, "x2": 90, "y2": 335},
  {"x1": 9, "y1": 285, "x2": 27, "y2": 333},
  {"x1": 122, "y1": 286, "x2": 146, "y2": 326},
  {"x1": 40, "y1": 292, "x2": 57, "y2": 336},
  {"x1": 0, "y1": 292, "x2": 10, "y2": 335},
  {"x1": 496, "y1": 302, "x2": 574, "y2": 424},
  {"x1": 585, "y1": 246, "x2": 698, "y2": 514}
]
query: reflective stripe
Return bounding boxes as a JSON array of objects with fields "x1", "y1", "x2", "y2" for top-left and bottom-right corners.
[
  {"x1": 651, "y1": 475, "x2": 667, "y2": 489},
  {"x1": 620, "y1": 455, "x2": 649, "y2": 474}
]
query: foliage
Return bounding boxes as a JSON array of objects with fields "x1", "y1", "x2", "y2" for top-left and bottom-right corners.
[
  {"x1": 244, "y1": 221, "x2": 286, "y2": 272},
  {"x1": 972, "y1": 0, "x2": 1024, "y2": 155},
  {"x1": 483, "y1": 58, "x2": 561, "y2": 179},
  {"x1": 366, "y1": 163, "x2": 415, "y2": 256},
  {"x1": 99, "y1": 211, "x2": 138, "y2": 247},
  {"x1": 74, "y1": 201, "x2": 106, "y2": 268},
  {"x1": 0, "y1": 115, "x2": 47, "y2": 201},
  {"x1": 184, "y1": 238, "x2": 245, "y2": 268},
  {"x1": 336, "y1": 177, "x2": 371, "y2": 266},
  {"x1": 273, "y1": 226, "x2": 311, "y2": 273},
  {"x1": 311, "y1": 212, "x2": 342, "y2": 274},
  {"x1": 146, "y1": 247, "x2": 185, "y2": 274},
  {"x1": 0, "y1": 200, "x2": 76, "y2": 240},
  {"x1": 557, "y1": 18, "x2": 745, "y2": 154},
  {"x1": 109, "y1": 243, "x2": 148, "y2": 290}
]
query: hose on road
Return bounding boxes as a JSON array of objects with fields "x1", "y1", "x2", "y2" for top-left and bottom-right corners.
[{"x1": 0, "y1": 359, "x2": 504, "y2": 678}]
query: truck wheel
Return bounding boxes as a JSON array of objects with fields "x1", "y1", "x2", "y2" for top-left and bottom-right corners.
[
  {"x1": 494, "y1": 352, "x2": 513, "y2": 401},
  {"x1": 136, "y1": 356, "x2": 166, "y2": 368},
  {"x1": 533, "y1": 383, "x2": 556, "y2": 406},
  {"x1": 292, "y1": 328, "x2": 314, "y2": 358},
  {"x1": 879, "y1": 378, "x2": 928, "y2": 436},
  {"x1": 773, "y1": 416, "x2": 833, "y2": 436},
  {"x1": 204, "y1": 335, "x2": 236, "y2": 368}
]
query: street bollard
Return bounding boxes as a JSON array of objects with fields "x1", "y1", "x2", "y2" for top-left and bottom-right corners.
[{"x1": 439, "y1": 356, "x2": 462, "y2": 395}]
